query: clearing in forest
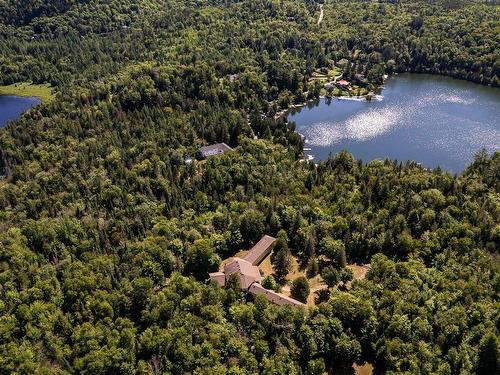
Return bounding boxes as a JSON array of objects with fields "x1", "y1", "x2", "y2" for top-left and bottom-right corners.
[{"x1": 0, "y1": 82, "x2": 54, "y2": 102}]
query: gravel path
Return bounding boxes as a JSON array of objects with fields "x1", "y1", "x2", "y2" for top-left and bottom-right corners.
[{"x1": 317, "y1": 4, "x2": 324, "y2": 25}]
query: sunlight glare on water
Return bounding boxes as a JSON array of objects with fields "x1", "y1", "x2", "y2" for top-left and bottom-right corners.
[
  {"x1": 288, "y1": 74, "x2": 500, "y2": 172},
  {"x1": 306, "y1": 106, "x2": 404, "y2": 145}
]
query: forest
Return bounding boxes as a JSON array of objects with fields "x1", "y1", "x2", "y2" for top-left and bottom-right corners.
[{"x1": 0, "y1": 0, "x2": 499, "y2": 374}]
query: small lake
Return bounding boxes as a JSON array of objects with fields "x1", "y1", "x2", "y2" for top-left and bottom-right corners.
[
  {"x1": 288, "y1": 74, "x2": 500, "y2": 172},
  {"x1": 0, "y1": 95, "x2": 41, "y2": 128}
]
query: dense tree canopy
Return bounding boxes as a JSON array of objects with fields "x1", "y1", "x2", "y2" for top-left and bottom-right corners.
[{"x1": 0, "y1": 0, "x2": 498, "y2": 373}]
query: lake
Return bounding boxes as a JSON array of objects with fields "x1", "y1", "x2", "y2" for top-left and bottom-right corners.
[
  {"x1": 0, "y1": 95, "x2": 41, "y2": 128},
  {"x1": 288, "y1": 74, "x2": 500, "y2": 172}
]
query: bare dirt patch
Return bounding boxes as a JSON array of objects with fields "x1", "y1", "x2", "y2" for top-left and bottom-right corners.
[
  {"x1": 353, "y1": 362, "x2": 374, "y2": 375},
  {"x1": 263, "y1": 255, "x2": 328, "y2": 307},
  {"x1": 257, "y1": 257, "x2": 370, "y2": 305},
  {"x1": 349, "y1": 263, "x2": 370, "y2": 280},
  {"x1": 344, "y1": 263, "x2": 370, "y2": 289}
]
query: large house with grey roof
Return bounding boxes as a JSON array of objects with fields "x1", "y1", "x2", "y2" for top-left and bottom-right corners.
[
  {"x1": 196, "y1": 143, "x2": 232, "y2": 159},
  {"x1": 209, "y1": 235, "x2": 304, "y2": 308}
]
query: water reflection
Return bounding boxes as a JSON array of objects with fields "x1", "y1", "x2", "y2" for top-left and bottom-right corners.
[
  {"x1": 0, "y1": 95, "x2": 41, "y2": 128},
  {"x1": 287, "y1": 74, "x2": 500, "y2": 172}
]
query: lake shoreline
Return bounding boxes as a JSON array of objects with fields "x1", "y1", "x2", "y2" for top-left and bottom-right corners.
[
  {"x1": 0, "y1": 95, "x2": 43, "y2": 129},
  {"x1": 0, "y1": 82, "x2": 54, "y2": 103},
  {"x1": 274, "y1": 92, "x2": 378, "y2": 121},
  {"x1": 275, "y1": 76, "x2": 388, "y2": 121},
  {"x1": 287, "y1": 73, "x2": 500, "y2": 172}
]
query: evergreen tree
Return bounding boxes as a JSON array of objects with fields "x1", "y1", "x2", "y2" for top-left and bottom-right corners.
[
  {"x1": 476, "y1": 333, "x2": 500, "y2": 375},
  {"x1": 291, "y1": 276, "x2": 310, "y2": 303}
]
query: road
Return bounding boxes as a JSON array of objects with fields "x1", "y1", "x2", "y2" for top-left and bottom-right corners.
[{"x1": 317, "y1": 4, "x2": 324, "y2": 25}]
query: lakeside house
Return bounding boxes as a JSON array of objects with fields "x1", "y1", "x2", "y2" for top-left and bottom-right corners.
[
  {"x1": 196, "y1": 142, "x2": 232, "y2": 159},
  {"x1": 209, "y1": 235, "x2": 304, "y2": 308},
  {"x1": 335, "y1": 79, "x2": 352, "y2": 90}
]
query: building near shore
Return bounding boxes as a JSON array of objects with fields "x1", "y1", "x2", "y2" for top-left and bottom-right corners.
[
  {"x1": 208, "y1": 271, "x2": 226, "y2": 287},
  {"x1": 223, "y1": 257, "x2": 262, "y2": 289},
  {"x1": 335, "y1": 79, "x2": 352, "y2": 90}
]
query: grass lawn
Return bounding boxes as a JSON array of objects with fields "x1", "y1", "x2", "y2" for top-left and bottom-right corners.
[
  {"x1": 311, "y1": 71, "x2": 328, "y2": 79},
  {"x1": 328, "y1": 67, "x2": 342, "y2": 78},
  {"x1": 278, "y1": 260, "x2": 370, "y2": 306},
  {"x1": 321, "y1": 86, "x2": 369, "y2": 97},
  {"x1": 351, "y1": 85, "x2": 369, "y2": 96},
  {"x1": 0, "y1": 82, "x2": 54, "y2": 102}
]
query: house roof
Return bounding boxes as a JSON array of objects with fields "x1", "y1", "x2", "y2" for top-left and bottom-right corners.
[
  {"x1": 244, "y1": 235, "x2": 276, "y2": 266},
  {"x1": 224, "y1": 258, "x2": 262, "y2": 290},
  {"x1": 337, "y1": 79, "x2": 350, "y2": 86},
  {"x1": 206, "y1": 235, "x2": 306, "y2": 308},
  {"x1": 208, "y1": 271, "x2": 226, "y2": 287},
  {"x1": 198, "y1": 143, "x2": 232, "y2": 157},
  {"x1": 248, "y1": 283, "x2": 305, "y2": 308}
]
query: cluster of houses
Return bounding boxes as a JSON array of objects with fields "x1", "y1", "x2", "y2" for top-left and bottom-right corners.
[{"x1": 209, "y1": 235, "x2": 305, "y2": 308}]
